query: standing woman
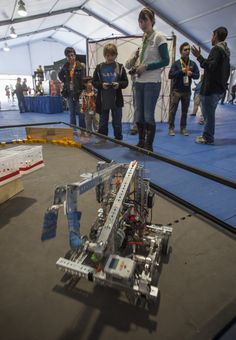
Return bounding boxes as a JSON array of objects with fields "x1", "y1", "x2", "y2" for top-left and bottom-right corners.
[{"x1": 134, "y1": 8, "x2": 170, "y2": 151}]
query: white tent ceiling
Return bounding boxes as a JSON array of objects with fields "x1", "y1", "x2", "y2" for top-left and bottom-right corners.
[{"x1": 0, "y1": 0, "x2": 235, "y2": 68}]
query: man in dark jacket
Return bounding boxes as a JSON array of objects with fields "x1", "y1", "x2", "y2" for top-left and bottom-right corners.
[
  {"x1": 15, "y1": 77, "x2": 28, "y2": 113},
  {"x1": 168, "y1": 42, "x2": 199, "y2": 136},
  {"x1": 192, "y1": 27, "x2": 230, "y2": 144},
  {"x1": 58, "y1": 47, "x2": 85, "y2": 130}
]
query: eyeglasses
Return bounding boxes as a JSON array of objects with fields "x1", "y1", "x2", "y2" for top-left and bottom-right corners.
[
  {"x1": 67, "y1": 54, "x2": 75, "y2": 58},
  {"x1": 183, "y1": 48, "x2": 190, "y2": 51}
]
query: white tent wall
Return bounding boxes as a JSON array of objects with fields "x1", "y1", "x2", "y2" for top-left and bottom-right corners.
[
  {"x1": 29, "y1": 40, "x2": 66, "y2": 73},
  {"x1": 0, "y1": 40, "x2": 66, "y2": 75},
  {"x1": 0, "y1": 45, "x2": 32, "y2": 75}
]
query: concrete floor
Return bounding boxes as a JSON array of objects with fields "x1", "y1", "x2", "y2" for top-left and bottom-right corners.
[{"x1": 0, "y1": 144, "x2": 235, "y2": 340}]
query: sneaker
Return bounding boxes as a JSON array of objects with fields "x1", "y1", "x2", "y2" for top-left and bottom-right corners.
[
  {"x1": 168, "y1": 128, "x2": 175, "y2": 136},
  {"x1": 180, "y1": 128, "x2": 189, "y2": 136},
  {"x1": 195, "y1": 136, "x2": 214, "y2": 145}
]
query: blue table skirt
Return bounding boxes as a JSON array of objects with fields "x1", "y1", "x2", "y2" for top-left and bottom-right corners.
[{"x1": 25, "y1": 96, "x2": 63, "y2": 114}]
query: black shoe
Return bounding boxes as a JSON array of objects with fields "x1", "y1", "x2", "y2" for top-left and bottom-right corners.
[
  {"x1": 136, "y1": 140, "x2": 145, "y2": 148},
  {"x1": 143, "y1": 144, "x2": 153, "y2": 152}
]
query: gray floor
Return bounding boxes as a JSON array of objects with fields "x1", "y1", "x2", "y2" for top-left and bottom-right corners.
[{"x1": 0, "y1": 144, "x2": 235, "y2": 340}]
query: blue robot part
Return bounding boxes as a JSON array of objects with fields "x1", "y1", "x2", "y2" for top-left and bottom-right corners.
[
  {"x1": 41, "y1": 208, "x2": 59, "y2": 241},
  {"x1": 67, "y1": 211, "x2": 82, "y2": 250}
]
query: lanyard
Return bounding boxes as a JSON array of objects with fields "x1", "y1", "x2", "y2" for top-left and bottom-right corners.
[
  {"x1": 180, "y1": 58, "x2": 190, "y2": 72},
  {"x1": 69, "y1": 62, "x2": 76, "y2": 80},
  {"x1": 139, "y1": 30, "x2": 155, "y2": 63}
]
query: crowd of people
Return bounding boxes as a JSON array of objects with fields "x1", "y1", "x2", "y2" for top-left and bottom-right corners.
[
  {"x1": 4, "y1": 78, "x2": 31, "y2": 112},
  {"x1": 58, "y1": 7, "x2": 232, "y2": 149},
  {"x1": 5, "y1": 84, "x2": 16, "y2": 103},
  {"x1": 7, "y1": 7, "x2": 233, "y2": 150}
]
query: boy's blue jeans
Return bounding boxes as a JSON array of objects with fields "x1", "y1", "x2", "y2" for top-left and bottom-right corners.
[
  {"x1": 98, "y1": 107, "x2": 122, "y2": 140},
  {"x1": 67, "y1": 96, "x2": 86, "y2": 129}
]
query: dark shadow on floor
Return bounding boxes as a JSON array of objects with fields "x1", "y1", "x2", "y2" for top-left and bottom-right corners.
[
  {"x1": 215, "y1": 138, "x2": 236, "y2": 146},
  {"x1": 0, "y1": 196, "x2": 37, "y2": 229},
  {"x1": 54, "y1": 284, "x2": 158, "y2": 340},
  {"x1": 191, "y1": 298, "x2": 236, "y2": 340}
]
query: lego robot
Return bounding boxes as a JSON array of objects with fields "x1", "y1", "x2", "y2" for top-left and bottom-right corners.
[{"x1": 42, "y1": 160, "x2": 172, "y2": 307}]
